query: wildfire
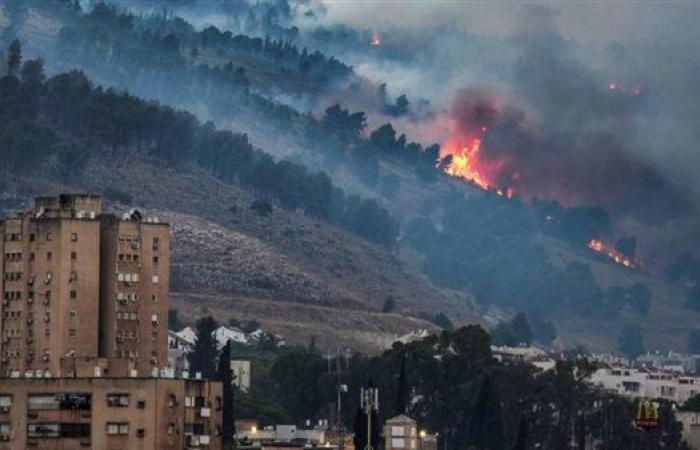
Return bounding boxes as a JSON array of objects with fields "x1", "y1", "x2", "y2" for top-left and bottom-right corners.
[
  {"x1": 587, "y1": 238, "x2": 636, "y2": 268},
  {"x1": 442, "y1": 127, "x2": 516, "y2": 198}
]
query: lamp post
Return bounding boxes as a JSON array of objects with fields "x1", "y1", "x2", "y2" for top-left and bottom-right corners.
[{"x1": 419, "y1": 429, "x2": 427, "y2": 450}]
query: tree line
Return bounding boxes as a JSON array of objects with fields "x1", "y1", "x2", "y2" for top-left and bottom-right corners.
[
  {"x1": 186, "y1": 316, "x2": 690, "y2": 450},
  {"x1": 0, "y1": 46, "x2": 398, "y2": 246}
]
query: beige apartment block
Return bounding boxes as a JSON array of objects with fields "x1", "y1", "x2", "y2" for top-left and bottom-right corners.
[{"x1": 0, "y1": 194, "x2": 223, "y2": 449}]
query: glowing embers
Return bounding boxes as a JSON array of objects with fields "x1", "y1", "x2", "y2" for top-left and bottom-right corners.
[{"x1": 587, "y1": 238, "x2": 637, "y2": 268}]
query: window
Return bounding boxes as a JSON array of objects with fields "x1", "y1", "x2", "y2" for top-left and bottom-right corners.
[
  {"x1": 46, "y1": 233, "x2": 52, "y2": 241},
  {"x1": 70, "y1": 310, "x2": 77, "y2": 319},
  {"x1": 137, "y1": 400, "x2": 146, "y2": 409},
  {"x1": 151, "y1": 294, "x2": 158, "y2": 302},
  {"x1": 46, "y1": 252, "x2": 52, "y2": 261},
  {"x1": 70, "y1": 290, "x2": 77, "y2": 299},
  {"x1": 153, "y1": 256, "x2": 159, "y2": 264},
  {"x1": 70, "y1": 233, "x2": 78, "y2": 242},
  {"x1": 71, "y1": 252, "x2": 77, "y2": 260},
  {"x1": 70, "y1": 271, "x2": 77, "y2": 282},
  {"x1": 28, "y1": 423, "x2": 60, "y2": 438},
  {"x1": 28, "y1": 394, "x2": 91, "y2": 410},
  {"x1": 106, "y1": 394, "x2": 129, "y2": 407},
  {"x1": 152, "y1": 275, "x2": 159, "y2": 284},
  {"x1": 392, "y1": 438, "x2": 406, "y2": 449},
  {"x1": 137, "y1": 428, "x2": 145, "y2": 438},
  {"x1": 168, "y1": 423, "x2": 175, "y2": 435},
  {"x1": 392, "y1": 426, "x2": 405, "y2": 437},
  {"x1": 0, "y1": 423, "x2": 10, "y2": 433},
  {"x1": 152, "y1": 238, "x2": 160, "y2": 251},
  {"x1": 106, "y1": 422, "x2": 129, "y2": 435},
  {"x1": 168, "y1": 394, "x2": 176, "y2": 407},
  {"x1": 0, "y1": 395, "x2": 12, "y2": 407},
  {"x1": 69, "y1": 329, "x2": 76, "y2": 338},
  {"x1": 45, "y1": 271, "x2": 52, "y2": 284},
  {"x1": 29, "y1": 252, "x2": 35, "y2": 261},
  {"x1": 29, "y1": 233, "x2": 35, "y2": 242}
]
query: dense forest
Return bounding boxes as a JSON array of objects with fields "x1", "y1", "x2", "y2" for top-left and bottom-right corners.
[
  {"x1": 0, "y1": 49, "x2": 398, "y2": 245},
  {"x1": 188, "y1": 318, "x2": 690, "y2": 450}
]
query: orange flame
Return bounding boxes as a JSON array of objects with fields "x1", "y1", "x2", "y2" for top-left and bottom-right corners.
[
  {"x1": 441, "y1": 129, "x2": 515, "y2": 198},
  {"x1": 587, "y1": 238, "x2": 637, "y2": 268}
]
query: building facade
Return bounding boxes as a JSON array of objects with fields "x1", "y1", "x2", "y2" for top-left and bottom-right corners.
[
  {"x1": 0, "y1": 194, "x2": 223, "y2": 449},
  {"x1": 0, "y1": 376, "x2": 221, "y2": 449},
  {"x1": 590, "y1": 366, "x2": 700, "y2": 404}
]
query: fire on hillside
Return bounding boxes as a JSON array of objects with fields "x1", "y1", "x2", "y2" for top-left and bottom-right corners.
[{"x1": 587, "y1": 238, "x2": 639, "y2": 269}]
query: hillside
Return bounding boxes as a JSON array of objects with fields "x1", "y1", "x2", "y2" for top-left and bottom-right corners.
[
  {"x1": 2, "y1": 0, "x2": 700, "y2": 355},
  {"x1": 0, "y1": 151, "x2": 474, "y2": 351}
]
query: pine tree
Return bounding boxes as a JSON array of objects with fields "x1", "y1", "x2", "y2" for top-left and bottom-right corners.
[
  {"x1": 7, "y1": 39, "x2": 21, "y2": 75},
  {"x1": 216, "y1": 340, "x2": 235, "y2": 444},
  {"x1": 187, "y1": 316, "x2": 219, "y2": 379}
]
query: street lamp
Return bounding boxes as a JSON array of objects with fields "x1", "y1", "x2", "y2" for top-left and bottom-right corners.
[{"x1": 419, "y1": 429, "x2": 427, "y2": 450}]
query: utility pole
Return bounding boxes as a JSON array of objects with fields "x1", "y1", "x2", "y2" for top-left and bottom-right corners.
[
  {"x1": 360, "y1": 386, "x2": 379, "y2": 450},
  {"x1": 336, "y1": 349, "x2": 347, "y2": 450}
]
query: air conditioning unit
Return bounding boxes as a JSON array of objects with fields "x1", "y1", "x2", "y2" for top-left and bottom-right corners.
[
  {"x1": 199, "y1": 407, "x2": 211, "y2": 418},
  {"x1": 186, "y1": 434, "x2": 200, "y2": 447},
  {"x1": 199, "y1": 435, "x2": 210, "y2": 445}
]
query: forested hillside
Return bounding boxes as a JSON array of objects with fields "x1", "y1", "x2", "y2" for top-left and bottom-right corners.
[{"x1": 2, "y1": 0, "x2": 700, "y2": 353}]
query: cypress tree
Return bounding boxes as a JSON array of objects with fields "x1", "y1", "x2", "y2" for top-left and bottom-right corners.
[
  {"x1": 395, "y1": 353, "x2": 408, "y2": 416},
  {"x1": 187, "y1": 316, "x2": 219, "y2": 379},
  {"x1": 216, "y1": 340, "x2": 235, "y2": 444}
]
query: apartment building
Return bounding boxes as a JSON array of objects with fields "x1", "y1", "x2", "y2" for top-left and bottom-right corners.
[
  {"x1": 0, "y1": 194, "x2": 169, "y2": 375},
  {"x1": 590, "y1": 366, "x2": 700, "y2": 404},
  {"x1": 0, "y1": 376, "x2": 221, "y2": 449},
  {"x1": 0, "y1": 194, "x2": 223, "y2": 449}
]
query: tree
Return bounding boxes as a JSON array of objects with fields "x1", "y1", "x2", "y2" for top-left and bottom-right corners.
[
  {"x1": 7, "y1": 39, "x2": 21, "y2": 75},
  {"x1": 510, "y1": 313, "x2": 533, "y2": 346},
  {"x1": 21, "y1": 59, "x2": 45, "y2": 83},
  {"x1": 188, "y1": 316, "x2": 219, "y2": 379},
  {"x1": 168, "y1": 308, "x2": 184, "y2": 331},
  {"x1": 269, "y1": 348, "x2": 326, "y2": 421},
  {"x1": 468, "y1": 375, "x2": 504, "y2": 450},
  {"x1": 617, "y1": 324, "x2": 644, "y2": 360},
  {"x1": 687, "y1": 329, "x2": 700, "y2": 354},
  {"x1": 394, "y1": 354, "x2": 408, "y2": 416},
  {"x1": 432, "y1": 312, "x2": 453, "y2": 330},
  {"x1": 216, "y1": 341, "x2": 235, "y2": 444},
  {"x1": 382, "y1": 296, "x2": 396, "y2": 313}
]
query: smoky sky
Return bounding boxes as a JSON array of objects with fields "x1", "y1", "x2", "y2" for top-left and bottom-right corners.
[
  {"x1": 285, "y1": 1, "x2": 700, "y2": 259},
  {"x1": 77, "y1": 0, "x2": 700, "y2": 257}
]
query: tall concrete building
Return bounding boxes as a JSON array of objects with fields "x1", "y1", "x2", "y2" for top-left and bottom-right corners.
[
  {"x1": 0, "y1": 194, "x2": 222, "y2": 449},
  {"x1": 0, "y1": 194, "x2": 169, "y2": 375}
]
